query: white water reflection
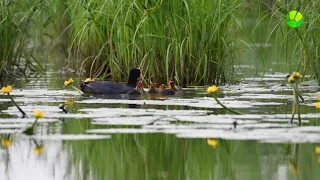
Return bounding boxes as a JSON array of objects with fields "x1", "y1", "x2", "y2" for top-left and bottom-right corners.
[{"x1": 0, "y1": 139, "x2": 71, "y2": 180}]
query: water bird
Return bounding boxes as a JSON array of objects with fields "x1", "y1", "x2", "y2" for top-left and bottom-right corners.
[
  {"x1": 148, "y1": 80, "x2": 158, "y2": 94},
  {"x1": 160, "y1": 84, "x2": 175, "y2": 96},
  {"x1": 159, "y1": 80, "x2": 183, "y2": 96},
  {"x1": 126, "y1": 82, "x2": 144, "y2": 96},
  {"x1": 168, "y1": 80, "x2": 183, "y2": 94},
  {"x1": 80, "y1": 68, "x2": 141, "y2": 95}
]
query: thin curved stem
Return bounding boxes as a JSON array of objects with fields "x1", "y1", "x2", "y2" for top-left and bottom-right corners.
[
  {"x1": 7, "y1": 93, "x2": 27, "y2": 118},
  {"x1": 212, "y1": 94, "x2": 243, "y2": 115},
  {"x1": 71, "y1": 85, "x2": 83, "y2": 93}
]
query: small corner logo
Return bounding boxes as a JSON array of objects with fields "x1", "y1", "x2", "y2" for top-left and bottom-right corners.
[{"x1": 286, "y1": 11, "x2": 303, "y2": 28}]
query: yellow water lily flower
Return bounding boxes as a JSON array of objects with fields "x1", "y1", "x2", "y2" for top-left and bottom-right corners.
[
  {"x1": 316, "y1": 102, "x2": 320, "y2": 109},
  {"x1": 316, "y1": 146, "x2": 320, "y2": 154},
  {"x1": 64, "y1": 78, "x2": 74, "y2": 86},
  {"x1": 84, "y1": 78, "x2": 94, "y2": 83},
  {"x1": 34, "y1": 145, "x2": 44, "y2": 154},
  {"x1": 1, "y1": 138, "x2": 12, "y2": 147},
  {"x1": 288, "y1": 75, "x2": 295, "y2": 83},
  {"x1": 292, "y1": 71, "x2": 301, "y2": 79},
  {"x1": 207, "y1": 139, "x2": 218, "y2": 147},
  {"x1": 34, "y1": 109, "x2": 44, "y2": 118},
  {"x1": 1, "y1": 85, "x2": 12, "y2": 94},
  {"x1": 207, "y1": 85, "x2": 219, "y2": 94}
]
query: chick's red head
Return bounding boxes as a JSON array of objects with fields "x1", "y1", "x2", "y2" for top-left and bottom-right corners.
[{"x1": 168, "y1": 81, "x2": 175, "y2": 88}]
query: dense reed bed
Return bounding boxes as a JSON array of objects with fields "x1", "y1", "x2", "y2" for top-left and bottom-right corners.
[
  {"x1": 62, "y1": 0, "x2": 242, "y2": 85},
  {"x1": 260, "y1": 0, "x2": 320, "y2": 80},
  {"x1": 1, "y1": 0, "x2": 320, "y2": 85},
  {"x1": 0, "y1": 0, "x2": 46, "y2": 81}
]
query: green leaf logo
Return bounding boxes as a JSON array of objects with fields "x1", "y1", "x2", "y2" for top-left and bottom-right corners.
[{"x1": 286, "y1": 11, "x2": 303, "y2": 28}]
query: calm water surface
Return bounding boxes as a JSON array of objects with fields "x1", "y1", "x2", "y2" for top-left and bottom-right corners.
[{"x1": 0, "y1": 70, "x2": 320, "y2": 180}]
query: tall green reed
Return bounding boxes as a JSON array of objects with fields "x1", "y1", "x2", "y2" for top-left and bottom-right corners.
[
  {"x1": 0, "y1": 0, "x2": 46, "y2": 80},
  {"x1": 263, "y1": 0, "x2": 320, "y2": 81},
  {"x1": 66, "y1": 0, "x2": 242, "y2": 85}
]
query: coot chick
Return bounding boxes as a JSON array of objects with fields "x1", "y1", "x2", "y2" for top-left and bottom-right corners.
[
  {"x1": 168, "y1": 80, "x2": 183, "y2": 94},
  {"x1": 126, "y1": 82, "x2": 144, "y2": 96},
  {"x1": 80, "y1": 68, "x2": 141, "y2": 95},
  {"x1": 148, "y1": 81, "x2": 158, "y2": 94},
  {"x1": 159, "y1": 84, "x2": 175, "y2": 96}
]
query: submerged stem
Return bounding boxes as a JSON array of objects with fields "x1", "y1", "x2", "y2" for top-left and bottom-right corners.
[{"x1": 7, "y1": 93, "x2": 27, "y2": 118}]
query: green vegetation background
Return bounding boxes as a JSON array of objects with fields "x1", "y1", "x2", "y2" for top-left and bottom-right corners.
[{"x1": 0, "y1": 0, "x2": 319, "y2": 85}]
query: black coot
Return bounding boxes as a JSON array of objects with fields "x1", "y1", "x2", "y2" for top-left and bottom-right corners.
[{"x1": 80, "y1": 68, "x2": 141, "y2": 95}]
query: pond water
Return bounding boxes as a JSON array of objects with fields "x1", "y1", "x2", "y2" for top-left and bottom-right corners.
[{"x1": 1, "y1": 69, "x2": 320, "y2": 180}]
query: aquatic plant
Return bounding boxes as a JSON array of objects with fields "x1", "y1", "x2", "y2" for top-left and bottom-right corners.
[
  {"x1": 84, "y1": 78, "x2": 95, "y2": 83},
  {"x1": 64, "y1": 78, "x2": 83, "y2": 93},
  {"x1": 288, "y1": 72, "x2": 303, "y2": 125},
  {"x1": 63, "y1": 0, "x2": 242, "y2": 85},
  {"x1": 0, "y1": 0, "x2": 46, "y2": 79},
  {"x1": 22, "y1": 109, "x2": 45, "y2": 135},
  {"x1": 1, "y1": 85, "x2": 27, "y2": 118},
  {"x1": 206, "y1": 85, "x2": 242, "y2": 114},
  {"x1": 262, "y1": 1, "x2": 320, "y2": 82},
  {"x1": 59, "y1": 103, "x2": 68, "y2": 114}
]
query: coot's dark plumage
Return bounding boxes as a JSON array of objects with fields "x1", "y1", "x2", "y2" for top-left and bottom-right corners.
[{"x1": 80, "y1": 68, "x2": 141, "y2": 95}]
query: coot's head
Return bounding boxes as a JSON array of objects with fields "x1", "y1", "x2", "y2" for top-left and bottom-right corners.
[{"x1": 127, "y1": 68, "x2": 141, "y2": 86}]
